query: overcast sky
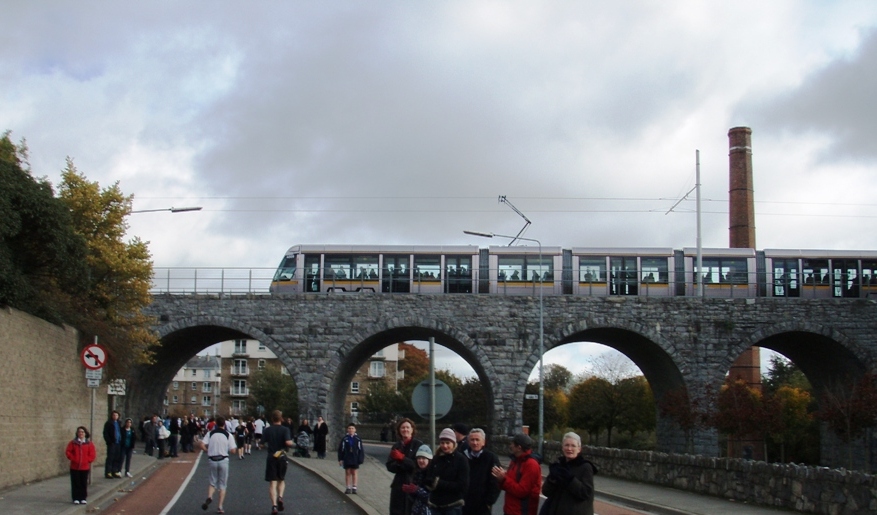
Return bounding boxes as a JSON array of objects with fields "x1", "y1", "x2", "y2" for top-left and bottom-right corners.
[{"x1": 6, "y1": 2, "x2": 876, "y2": 377}]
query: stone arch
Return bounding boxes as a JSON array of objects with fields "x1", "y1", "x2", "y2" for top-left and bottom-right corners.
[
  {"x1": 537, "y1": 317, "x2": 694, "y2": 453},
  {"x1": 316, "y1": 316, "x2": 501, "y2": 443},
  {"x1": 126, "y1": 315, "x2": 303, "y2": 420},
  {"x1": 741, "y1": 321, "x2": 873, "y2": 393}
]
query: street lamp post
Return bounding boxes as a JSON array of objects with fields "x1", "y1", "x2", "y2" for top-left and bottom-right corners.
[
  {"x1": 464, "y1": 230, "x2": 544, "y2": 456},
  {"x1": 131, "y1": 206, "x2": 202, "y2": 214}
]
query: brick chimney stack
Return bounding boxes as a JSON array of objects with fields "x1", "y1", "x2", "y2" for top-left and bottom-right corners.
[
  {"x1": 728, "y1": 127, "x2": 756, "y2": 248},
  {"x1": 728, "y1": 127, "x2": 761, "y2": 392}
]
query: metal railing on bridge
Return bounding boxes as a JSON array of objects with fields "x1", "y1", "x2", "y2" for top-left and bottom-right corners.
[{"x1": 151, "y1": 267, "x2": 277, "y2": 294}]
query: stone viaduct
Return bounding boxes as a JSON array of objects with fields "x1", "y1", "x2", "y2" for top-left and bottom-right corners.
[{"x1": 129, "y1": 293, "x2": 877, "y2": 468}]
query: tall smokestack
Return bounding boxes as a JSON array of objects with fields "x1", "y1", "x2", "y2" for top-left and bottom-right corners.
[
  {"x1": 729, "y1": 127, "x2": 756, "y2": 248},
  {"x1": 728, "y1": 126, "x2": 761, "y2": 391}
]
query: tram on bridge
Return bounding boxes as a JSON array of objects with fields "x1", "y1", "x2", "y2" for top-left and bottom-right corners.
[{"x1": 268, "y1": 244, "x2": 877, "y2": 299}]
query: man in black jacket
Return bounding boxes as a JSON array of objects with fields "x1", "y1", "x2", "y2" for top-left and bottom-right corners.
[
  {"x1": 102, "y1": 410, "x2": 123, "y2": 478},
  {"x1": 462, "y1": 428, "x2": 501, "y2": 515}
]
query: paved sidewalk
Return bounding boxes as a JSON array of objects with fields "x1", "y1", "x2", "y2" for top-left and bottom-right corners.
[
  {"x1": 0, "y1": 451, "x2": 170, "y2": 515},
  {"x1": 289, "y1": 444, "x2": 793, "y2": 515}
]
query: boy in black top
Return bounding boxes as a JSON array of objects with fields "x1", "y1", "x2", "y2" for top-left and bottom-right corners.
[{"x1": 262, "y1": 410, "x2": 293, "y2": 514}]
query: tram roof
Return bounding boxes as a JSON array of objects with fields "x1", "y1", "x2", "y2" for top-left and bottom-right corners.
[{"x1": 284, "y1": 244, "x2": 481, "y2": 255}]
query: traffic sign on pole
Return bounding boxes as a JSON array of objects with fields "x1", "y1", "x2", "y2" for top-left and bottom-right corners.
[{"x1": 80, "y1": 343, "x2": 107, "y2": 370}]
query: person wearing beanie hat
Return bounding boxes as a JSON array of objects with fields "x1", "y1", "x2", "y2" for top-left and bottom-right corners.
[
  {"x1": 491, "y1": 433, "x2": 541, "y2": 515},
  {"x1": 401, "y1": 444, "x2": 434, "y2": 515},
  {"x1": 427, "y1": 427, "x2": 470, "y2": 514},
  {"x1": 452, "y1": 423, "x2": 470, "y2": 455}
]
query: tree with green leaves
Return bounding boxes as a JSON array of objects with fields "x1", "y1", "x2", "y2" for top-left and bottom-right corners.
[
  {"x1": 248, "y1": 366, "x2": 299, "y2": 419},
  {"x1": 568, "y1": 376, "x2": 614, "y2": 445},
  {"x1": 360, "y1": 380, "x2": 409, "y2": 421},
  {"x1": 543, "y1": 364, "x2": 573, "y2": 392},
  {"x1": 0, "y1": 133, "x2": 89, "y2": 322}
]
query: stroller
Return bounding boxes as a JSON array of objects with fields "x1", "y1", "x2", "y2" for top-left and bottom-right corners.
[{"x1": 292, "y1": 431, "x2": 311, "y2": 458}]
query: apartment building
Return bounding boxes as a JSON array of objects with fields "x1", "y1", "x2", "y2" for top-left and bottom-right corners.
[
  {"x1": 346, "y1": 343, "x2": 402, "y2": 421},
  {"x1": 217, "y1": 338, "x2": 287, "y2": 417},
  {"x1": 164, "y1": 355, "x2": 221, "y2": 418}
]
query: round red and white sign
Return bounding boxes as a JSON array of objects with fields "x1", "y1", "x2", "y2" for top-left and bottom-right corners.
[{"x1": 80, "y1": 344, "x2": 107, "y2": 370}]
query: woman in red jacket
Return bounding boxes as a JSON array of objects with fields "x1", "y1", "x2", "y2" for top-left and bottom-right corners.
[{"x1": 65, "y1": 426, "x2": 97, "y2": 505}]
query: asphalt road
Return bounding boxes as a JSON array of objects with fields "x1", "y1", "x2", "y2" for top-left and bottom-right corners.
[{"x1": 96, "y1": 450, "x2": 362, "y2": 515}]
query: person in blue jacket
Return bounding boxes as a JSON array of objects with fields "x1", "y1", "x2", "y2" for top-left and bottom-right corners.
[{"x1": 338, "y1": 423, "x2": 365, "y2": 494}]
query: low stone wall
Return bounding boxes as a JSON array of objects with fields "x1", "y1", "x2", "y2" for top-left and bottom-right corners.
[
  {"x1": 0, "y1": 307, "x2": 107, "y2": 491},
  {"x1": 490, "y1": 437, "x2": 876, "y2": 515}
]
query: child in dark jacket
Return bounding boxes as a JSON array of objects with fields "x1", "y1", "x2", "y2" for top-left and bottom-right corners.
[
  {"x1": 337, "y1": 423, "x2": 365, "y2": 494},
  {"x1": 401, "y1": 444, "x2": 434, "y2": 515}
]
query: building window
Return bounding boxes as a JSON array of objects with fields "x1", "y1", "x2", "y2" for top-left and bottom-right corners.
[
  {"x1": 202, "y1": 382, "x2": 212, "y2": 393},
  {"x1": 350, "y1": 402, "x2": 359, "y2": 412},
  {"x1": 191, "y1": 382, "x2": 197, "y2": 390},
  {"x1": 351, "y1": 382, "x2": 360, "y2": 394},
  {"x1": 374, "y1": 349, "x2": 384, "y2": 357},
  {"x1": 234, "y1": 339, "x2": 247, "y2": 354},
  {"x1": 190, "y1": 396, "x2": 197, "y2": 403},
  {"x1": 369, "y1": 361, "x2": 385, "y2": 378},
  {"x1": 232, "y1": 379, "x2": 247, "y2": 396},
  {"x1": 172, "y1": 395, "x2": 178, "y2": 404},
  {"x1": 257, "y1": 359, "x2": 266, "y2": 370},
  {"x1": 203, "y1": 369, "x2": 211, "y2": 378},
  {"x1": 163, "y1": 396, "x2": 168, "y2": 406},
  {"x1": 234, "y1": 359, "x2": 248, "y2": 375},
  {"x1": 202, "y1": 396, "x2": 211, "y2": 406},
  {"x1": 172, "y1": 381, "x2": 179, "y2": 390},
  {"x1": 232, "y1": 400, "x2": 246, "y2": 415},
  {"x1": 191, "y1": 369, "x2": 197, "y2": 377},
  {"x1": 204, "y1": 409, "x2": 212, "y2": 418},
  {"x1": 258, "y1": 342, "x2": 266, "y2": 351},
  {"x1": 399, "y1": 349, "x2": 406, "y2": 359}
]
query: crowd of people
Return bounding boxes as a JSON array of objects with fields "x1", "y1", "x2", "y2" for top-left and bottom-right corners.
[{"x1": 67, "y1": 411, "x2": 597, "y2": 515}]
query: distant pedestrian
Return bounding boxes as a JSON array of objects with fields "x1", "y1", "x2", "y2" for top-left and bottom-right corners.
[
  {"x1": 263, "y1": 410, "x2": 294, "y2": 515},
  {"x1": 65, "y1": 426, "x2": 96, "y2": 505},
  {"x1": 234, "y1": 418, "x2": 248, "y2": 460},
  {"x1": 103, "y1": 410, "x2": 123, "y2": 478},
  {"x1": 121, "y1": 418, "x2": 138, "y2": 478},
  {"x1": 199, "y1": 416, "x2": 238, "y2": 514},
  {"x1": 313, "y1": 416, "x2": 328, "y2": 459},
  {"x1": 253, "y1": 416, "x2": 266, "y2": 449},
  {"x1": 338, "y1": 423, "x2": 365, "y2": 494}
]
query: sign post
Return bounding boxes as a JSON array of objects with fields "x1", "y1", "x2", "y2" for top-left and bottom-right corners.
[{"x1": 81, "y1": 337, "x2": 107, "y2": 446}]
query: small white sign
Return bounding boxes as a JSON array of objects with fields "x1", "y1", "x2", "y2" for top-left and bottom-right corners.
[
  {"x1": 86, "y1": 369, "x2": 103, "y2": 380},
  {"x1": 108, "y1": 379, "x2": 126, "y2": 396},
  {"x1": 525, "y1": 394, "x2": 539, "y2": 400},
  {"x1": 87, "y1": 378, "x2": 100, "y2": 388}
]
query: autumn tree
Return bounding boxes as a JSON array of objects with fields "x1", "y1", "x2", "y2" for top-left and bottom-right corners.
[
  {"x1": 360, "y1": 380, "x2": 409, "y2": 422},
  {"x1": 0, "y1": 133, "x2": 89, "y2": 321},
  {"x1": 658, "y1": 387, "x2": 712, "y2": 453},
  {"x1": 248, "y1": 366, "x2": 299, "y2": 419},
  {"x1": 817, "y1": 373, "x2": 877, "y2": 469},
  {"x1": 568, "y1": 376, "x2": 614, "y2": 445},
  {"x1": 522, "y1": 381, "x2": 569, "y2": 436},
  {"x1": 543, "y1": 364, "x2": 573, "y2": 392},
  {"x1": 57, "y1": 160, "x2": 158, "y2": 377},
  {"x1": 397, "y1": 342, "x2": 429, "y2": 389},
  {"x1": 764, "y1": 385, "x2": 814, "y2": 463}
]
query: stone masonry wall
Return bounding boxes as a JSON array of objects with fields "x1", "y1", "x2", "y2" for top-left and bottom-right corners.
[{"x1": 0, "y1": 307, "x2": 107, "y2": 491}]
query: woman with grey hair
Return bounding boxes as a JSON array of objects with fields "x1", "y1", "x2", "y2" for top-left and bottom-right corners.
[{"x1": 541, "y1": 432, "x2": 597, "y2": 515}]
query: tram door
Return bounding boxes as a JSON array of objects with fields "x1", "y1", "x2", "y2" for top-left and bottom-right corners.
[
  {"x1": 382, "y1": 255, "x2": 410, "y2": 293},
  {"x1": 445, "y1": 255, "x2": 473, "y2": 293},
  {"x1": 772, "y1": 258, "x2": 800, "y2": 297},
  {"x1": 304, "y1": 255, "x2": 321, "y2": 292},
  {"x1": 610, "y1": 257, "x2": 638, "y2": 296},
  {"x1": 832, "y1": 259, "x2": 861, "y2": 298}
]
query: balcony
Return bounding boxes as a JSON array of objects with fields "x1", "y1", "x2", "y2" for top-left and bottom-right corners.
[
  {"x1": 231, "y1": 367, "x2": 249, "y2": 377},
  {"x1": 230, "y1": 388, "x2": 249, "y2": 397}
]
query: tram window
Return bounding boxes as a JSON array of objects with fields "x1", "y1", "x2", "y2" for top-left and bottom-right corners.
[
  {"x1": 862, "y1": 260, "x2": 877, "y2": 286},
  {"x1": 610, "y1": 256, "x2": 638, "y2": 295},
  {"x1": 772, "y1": 258, "x2": 800, "y2": 297},
  {"x1": 641, "y1": 257, "x2": 668, "y2": 283},
  {"x1": 414, "y1": 255, "x2": 441, "y2": 281},
  {"x1": 701, "y1": 257, "x2": 748, "y2": 284},
  {"x1": 498, "y1": 255, "x2": 552, "y2": 282},
  {"x1": 498, "y1": 256, "x2": 523, "y2": 282},
  {"x1": 272, "y1": 256, "x2": 296, "y2": 281},
  {"x1": 353, "y1": 255, "x2": 379, "y2": 280},
  {"x1": 579, "y1": 258, "x2": 606, "y2": 283},
  {"x1": 802, "y1": 259, "x2": 829, "y2": 285}
]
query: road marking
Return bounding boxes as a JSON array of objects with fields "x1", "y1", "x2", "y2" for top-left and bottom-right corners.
[{"x1": 159, "y1": 451, "x2": 203, "y2": 515}]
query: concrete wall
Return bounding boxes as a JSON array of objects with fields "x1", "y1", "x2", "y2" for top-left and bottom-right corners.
[
  {"x1": 490, "y1": 436, "x2": 877, "y2": 515},
  {"x1": 0, "y1": 307, "x2": 107, "y2": 490}
]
